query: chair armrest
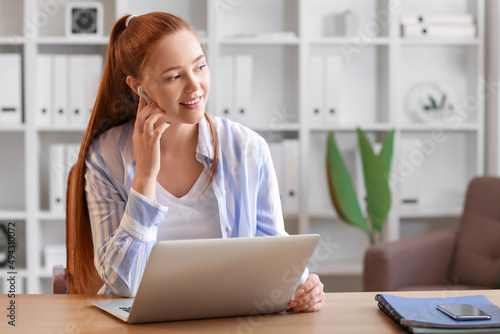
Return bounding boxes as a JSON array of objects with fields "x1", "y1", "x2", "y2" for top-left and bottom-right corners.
[
  {"x1": 363, "y1": 229, "x2": 456, "y2": 292},
  {"x1": 53, "y1": 265, "x2": 69, "y2": 294}
]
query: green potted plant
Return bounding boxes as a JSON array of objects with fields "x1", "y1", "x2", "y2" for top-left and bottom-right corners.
[{"x1": 326, "y1": 129, "x2": 395, "y2": 245}]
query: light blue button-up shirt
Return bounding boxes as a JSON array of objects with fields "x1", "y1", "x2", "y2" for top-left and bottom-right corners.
[{"x1": 84, "y1": 115, "x2": 306, "y2": 296}]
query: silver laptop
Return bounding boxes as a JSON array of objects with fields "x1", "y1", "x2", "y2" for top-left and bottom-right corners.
[{"x1": 93, "y1": 234, "x2": 319, "y2": 324}]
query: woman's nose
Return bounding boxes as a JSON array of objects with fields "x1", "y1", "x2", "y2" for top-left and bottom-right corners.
[{"x1": 184, "y1": 73, "x2": 200, "y2": 93}]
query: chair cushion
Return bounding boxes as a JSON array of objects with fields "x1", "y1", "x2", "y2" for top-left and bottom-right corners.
[{"x1": 449, "y1": 177, "x2": 500, "y2": 288}]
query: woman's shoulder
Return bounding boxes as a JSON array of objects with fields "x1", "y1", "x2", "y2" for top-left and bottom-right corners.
[{"x1": 87, "y1": 121, "x2": 134, "y2": 161}]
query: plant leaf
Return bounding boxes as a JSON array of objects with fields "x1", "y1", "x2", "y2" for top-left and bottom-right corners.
[
  {"x1": 326, "y1": 132, "x2": 367, "y2": 231},
  {"x1": 440, "y1": 94, "x2": 447, "y2": 109},
  {"x1": 378, "y1": 130, "x2": 395, "y2": 178},
  {"x1": 357, "y1": 129, "x2": 391, "y2": 232},
  {"x1": 429, "y1": 95, "x2": 438, "y2": 109}
]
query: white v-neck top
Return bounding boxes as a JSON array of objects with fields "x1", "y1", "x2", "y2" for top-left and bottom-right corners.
[{"x1": 155, "y1": 167, "x2": 221, "y2": 241}]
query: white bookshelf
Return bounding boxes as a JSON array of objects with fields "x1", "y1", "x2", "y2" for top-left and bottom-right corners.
[{"x1": 0, "y1": 0, "x2": 485, "y2": 293}]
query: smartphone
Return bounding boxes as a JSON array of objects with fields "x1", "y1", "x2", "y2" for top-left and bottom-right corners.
[
  {"x1": 437, "y1": 304, "x2": 491, "y2": 321},
  {"x1": 138, "y1": 85, "x2": 153, "y2": 105}
]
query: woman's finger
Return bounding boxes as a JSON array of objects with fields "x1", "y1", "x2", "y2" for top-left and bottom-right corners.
[
  {"x1": 290, "y1": 283, "x2": 323, "y2": 309},
  {"x1": 151, "y1": 122, "x2": 171, "y2": 142},
  {"x1": 143, "y1": 112, "x2": 167, "y2": 136},
  {"x1": 135, "y1": 98, "x2": 157, "y2": 135},
  {"x1": 294, "y1": 274, "x2": 320, "y2": 298},
  {"x1": 138, "y1": 95, "x2": 146, "y2": 113},
  {"x1": 299, "y1": 299, "x2": 325, "y2": 313},
  {"x1": 136, "y1": 101, "x2": 160, "y2": 127},
  {"x1": 289, "y1": 276, "x2": 323, "y2": 308},
  {"x1": 293, "y1": 290, "x2": 325, "y2": 312}
]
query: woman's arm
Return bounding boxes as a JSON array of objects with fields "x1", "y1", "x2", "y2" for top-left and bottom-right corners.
[{"x1": 85, "y1": 145, "x2": 168, "y2": 297}]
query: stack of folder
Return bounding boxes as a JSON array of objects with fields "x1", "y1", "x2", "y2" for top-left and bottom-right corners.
[
  {"x1": 401, "y1": 14, "x2": 476, "y2": 38},
  {"x1": 36, "y1": 54, "x2": 103, "y2": 127},
  {"x1": 217, "y1": 54, "x2": 253, "y2": 125},
  {"x1": 308, "y1": 54, "x2": 342, "y2": 125},
  {"x1": 376, "y1": 293, "x2": 500, "y2": 333}
]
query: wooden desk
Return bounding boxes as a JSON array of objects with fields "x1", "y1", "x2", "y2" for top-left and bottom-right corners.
[{"x1": 2, "y1": 290, "x2": 500, "y2": 333}]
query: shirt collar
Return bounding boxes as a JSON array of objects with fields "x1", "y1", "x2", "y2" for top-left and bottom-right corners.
[{"x1": 196, "y1": 115, "x2": 215, "y2": 163}]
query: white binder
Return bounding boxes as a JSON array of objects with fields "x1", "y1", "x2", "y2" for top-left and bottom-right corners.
[
  {"x1": 325, "y1": 55, "x2": 341, "y2": 124},
  {"x1": 234, "y1": 55, "x2": 253, "y2": 125},
  {"x1": 49, "y1": 144, "x2": 66, "y2": 213},
  {"x1": 283, "y1": 139, "x2": 299, "y2": 215},
  {"x1": 69, "y1": 55, "x2": 86, "y2": 127},
  {"x1": 84, "y1": 55, "x2": 103, "y2": 125},
  {"x1": 268, "y1": 141, "x2": 285, "y2": 208},
  {"x1": 308, "y1": 55, "x2": 324, "y2": 125},
  {"x1": 218, "y1": 55, "x2": 235, "y2": 120},
  {"x1": 0, "y1": 54, "x2": 22, "y2": 125},
  {"x1": 53, "y1": 55, "x2": 68, "y2": 126},
  {"x1": 36, "y1": 55, "x2": 53, "y2": 126}
]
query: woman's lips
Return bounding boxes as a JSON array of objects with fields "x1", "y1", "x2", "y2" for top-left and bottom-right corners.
[{"x1": 179, "y1": 96, "x2": 203, "y2": 109}]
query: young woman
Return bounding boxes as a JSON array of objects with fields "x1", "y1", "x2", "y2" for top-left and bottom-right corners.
[{"x1": 73, "y1": 12, "x2": 324, "y2": 312}]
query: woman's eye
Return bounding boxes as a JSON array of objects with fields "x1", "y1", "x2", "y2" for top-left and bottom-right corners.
[
  {"x1": 197, "y1": 64, "x2": 207, "y2": 71},
  {"x1": 167, "y1": 75, "x2": 180, "y2": 81}
]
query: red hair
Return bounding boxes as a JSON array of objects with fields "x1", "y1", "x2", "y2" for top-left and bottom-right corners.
[{"x1": 70, "y1": 12, "x2": 218, "y2": 293}]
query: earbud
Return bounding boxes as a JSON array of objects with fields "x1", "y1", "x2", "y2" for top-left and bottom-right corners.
[{"x1": 138, "y1": 85, "x2": 153, "y2": 105}]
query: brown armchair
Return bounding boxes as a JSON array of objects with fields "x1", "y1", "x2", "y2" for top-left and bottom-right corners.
[
  {"x1": 364, "y1": 176, "x2": 500, "y2": 292},
  {"x1": 52, "y1": 165, "x2": 103, "y2": 294}
]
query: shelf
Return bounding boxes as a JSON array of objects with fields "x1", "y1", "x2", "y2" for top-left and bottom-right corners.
[
  {"x1": 0, "y1": 211, "x2": 26, "y2": 220},
  {"x1": 36, "y1": 125, "x2": 86, "y2": 132},
  {"x1": 400, "y1": 38, "x2": 480, "y2": 46},
  {"x1": 4, "y1": 0, "x2": 485, "y2": 295},
  {"x1": 38, "y1": 211, "x2": 65, "y2": 221},
  {"x1": 0, "y1": 36, "x2": 24, "y2": 45},
  {"x1": 310, "y1": 37, "x2": 390, "y2": 45},
  {"x1": 309, "y1": 123, "x2": 395, "y2": 132},
  {"x1": 314, "y1": 261, "x2": 363, "y2": 276},
  {"x1": 311, "y1": 206, "x2": 463, "y2": 220},
  {"x1": 35, "y1": 36, "x2": 110, "y2": 45},
  {"x1": 400, "y1": 124, "x2": 480, "y2": 132},
  {"x1": 399, "y1": 206, "x2": 463, "y2": 219},
  {"x1": 0, "y1": 124, "x2": 25, "y2": 132}
]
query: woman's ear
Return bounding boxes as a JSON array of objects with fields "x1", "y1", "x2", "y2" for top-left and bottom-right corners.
[{"x1": 126, "y1": 75, "x2": 140, "y2": 96}]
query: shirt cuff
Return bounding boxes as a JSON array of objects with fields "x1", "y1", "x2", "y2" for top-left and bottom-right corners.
[{"x1": 120, "y1": 188, "x2": 169, "y2": 241}]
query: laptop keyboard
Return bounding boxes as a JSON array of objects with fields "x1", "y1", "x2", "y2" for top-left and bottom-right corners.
[{"x1": 119, "y1": 307, "x2": 131, "y2": 313}]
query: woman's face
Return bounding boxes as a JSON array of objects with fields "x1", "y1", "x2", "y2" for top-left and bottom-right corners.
[{"x1": 138, "y1": 29, "x2": 210, "y2": 125}]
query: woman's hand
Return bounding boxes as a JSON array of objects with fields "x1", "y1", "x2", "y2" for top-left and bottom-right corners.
[
  {"x1": 131, "y1": 96, "x2": 170, "y2": 200},
  {"x1": 287, "y1": 274, "x2": 325, "y2": 312}
]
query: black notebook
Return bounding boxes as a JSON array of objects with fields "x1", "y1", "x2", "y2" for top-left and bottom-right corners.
[{"x1": 375, "y1": 294, "x2": 500, "y2": 334}]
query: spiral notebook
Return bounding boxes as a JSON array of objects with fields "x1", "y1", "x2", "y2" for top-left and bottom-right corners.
[{"x1": 376, "y1": 294, "x2": 500, "y2": 333}]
